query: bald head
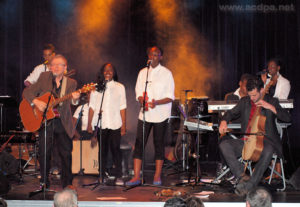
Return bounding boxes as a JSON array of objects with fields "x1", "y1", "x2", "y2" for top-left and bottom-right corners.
[{"x1": 53, "y1": 189, "x2": 77, "y2": 207}]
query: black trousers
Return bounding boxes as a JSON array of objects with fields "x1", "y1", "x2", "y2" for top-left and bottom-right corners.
[
  {"x1": 98, "y1": 128, "x2": 122, "y2": 177},
  {"x1": 219, "y1": 136, "x2": 274, "y2": 188},
  {"x1": 133, "y1": 119, "x2": 168, "y2": 160},
  {"x1": 39, "y1": 118, "x2": 73, "y2": 188}
]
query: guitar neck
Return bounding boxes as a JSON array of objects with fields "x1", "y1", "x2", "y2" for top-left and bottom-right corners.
[{"x1": 51, "y1": 89, "x2": 81, "y2": 107}]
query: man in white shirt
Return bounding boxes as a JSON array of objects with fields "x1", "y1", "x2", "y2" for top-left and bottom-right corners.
[
  {"x1": 24, "y1": 43, "x2": 56, "y2": 87},
  {"x1": 73, "y1": 94, "x2": 92, "y2": 140},
  {"x1": 126, "y1": 46, "x2": 175, "y2": 186},
  {"x1": 225, "y1": 74, "x2": 253, "y2": 101},
  {"x1": 87, "y1": 63, "x2": 127, "y2": 179}
]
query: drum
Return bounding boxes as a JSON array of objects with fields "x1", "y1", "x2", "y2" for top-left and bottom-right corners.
[
  {"x1": 188, "y1": 97, "x2": 209, "y2": 118},
  {"x1": 174, "y1": 133, "x2": 195, "y2": 161}
]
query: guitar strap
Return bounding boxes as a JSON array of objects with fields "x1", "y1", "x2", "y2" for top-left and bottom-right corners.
[{"x1": 59, "y1": 76, "x2": 67, "y2": 106}]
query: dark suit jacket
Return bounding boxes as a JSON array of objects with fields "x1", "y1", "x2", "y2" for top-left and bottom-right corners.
[
  {"x1": 221, "y1": 94, "x2": 291, "y2": 156},
  {"x1": 23, "y1": 71, "x2": 77, "y2": 138}
]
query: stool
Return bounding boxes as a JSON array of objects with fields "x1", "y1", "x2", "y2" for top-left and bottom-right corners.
[{"x1": 266, "y1": 154, "x2": 286, "y2": 191}]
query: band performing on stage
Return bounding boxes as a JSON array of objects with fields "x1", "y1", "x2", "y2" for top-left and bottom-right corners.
[{"x1": 1, "y1": 43, "x2": 294, "y2": 198}]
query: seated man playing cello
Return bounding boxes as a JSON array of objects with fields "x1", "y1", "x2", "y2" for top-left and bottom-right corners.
[{"x1": 218, "y1": 77, "x2": 291, "y2": 196}]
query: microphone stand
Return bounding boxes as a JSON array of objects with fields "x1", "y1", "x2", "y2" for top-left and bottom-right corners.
[
  {"x1": 74, "y1": 103, "x2": 86, "y2": 176},
  {"x1": 124, "y1": 64, "x2": 169, "y2": 192},
  {"x1": 82, "y1": 81, "x2": 107, "y2": 190},
  {"x1": 169, "y1": 90, "x2": 194, "y2": 186},
  {"x1": 29, "y1": 81, "x2": 56, "y2": 199},
  {"x1": 192, "y1": 106, "x2": 202, "y2": 187}
]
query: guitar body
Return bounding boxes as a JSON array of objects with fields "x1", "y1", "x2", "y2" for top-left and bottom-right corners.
[
  {"x1": 19, "y1": 92, "x2": 56, "y2": 132},
  {"x1": 242, "y1": 115, "x2": 265, "y2": 162}
]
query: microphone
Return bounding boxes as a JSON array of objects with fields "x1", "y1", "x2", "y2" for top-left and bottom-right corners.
[
  {"x1": 96, "y1": 79, "x2": 107, "y2": 92},
  {"x1": 43, "y1": 60, "x2": 48, "y2": 65},
  {"x1": 182, "y1": 89, "x2": 193, "y2": 92},
  {"x1": 256, "y1": 69, "x2": 267, "y2": 76},
  {"x1": 146, "y1": 60, "x2": 152, "y2": 68}
]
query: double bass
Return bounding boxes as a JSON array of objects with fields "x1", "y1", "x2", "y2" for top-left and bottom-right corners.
[{"x1": 242, "y1": 76, "x2": 277, "y2": 162}]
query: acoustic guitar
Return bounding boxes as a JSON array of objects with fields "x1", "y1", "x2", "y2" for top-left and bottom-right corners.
[{"x1": 19, "y1": 83, "x2": 96, "y2": 132}]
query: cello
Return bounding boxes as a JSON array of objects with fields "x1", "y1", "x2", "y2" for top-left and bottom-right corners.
[{"x1": 242, "y1": 76, "x2": 277, "y2": 162}]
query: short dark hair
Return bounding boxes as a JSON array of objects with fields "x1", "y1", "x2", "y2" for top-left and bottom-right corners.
[
  {"x1": 240, "y1": 73, "x2": 253, "y2": 82},
  {"x1": 147, "y1": 46, "x2": 164, "y2": 56},
  {"x1": 43, "y1": 43, "x2": 55, "y2": 53},
  {"x1": 267, "y1": 57, "x2": 282, "y2": 67},
  {"x1": 185, "y1": 196, "x2": 205, "y2": 207},
  {"x1": 246, "y1": 77, "x2": 264, "y2": 92},
  {"x1": 246, "y1": 187, "x2": 272, "y2": 207},
  {"x1": 164, "y1": 197, "x2": 187, "y2": 207}
]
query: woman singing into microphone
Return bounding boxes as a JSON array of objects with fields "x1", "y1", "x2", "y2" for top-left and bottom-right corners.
[{"x1": 87, "y1": 63, "x2": 127, "y2": 181}]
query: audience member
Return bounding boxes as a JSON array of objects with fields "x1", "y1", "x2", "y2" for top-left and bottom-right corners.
[
  {"x1": 53, "y1": 188, "x2": 78, "y2": 207},
  {"x1": 164, "y1": 197, "x2": 187, "y2": 207},
  {"x1": 0, "y1": 198, "x2": 7, "y2": 207},
  {"x1": 246, "y1": 187, "x2": 272, "y2": 207},
  {"x1": 186, "y1": 196, "x2": 205, "y2": 207}
]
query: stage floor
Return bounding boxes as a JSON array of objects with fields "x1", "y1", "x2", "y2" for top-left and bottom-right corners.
[{"x1": 3, "y1": 163, "x2": 300, "y2": 204}]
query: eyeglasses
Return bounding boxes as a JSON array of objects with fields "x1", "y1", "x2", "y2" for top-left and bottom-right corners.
[{"x1": 50, "y1": 63, "x2": 65, "y2": 67}]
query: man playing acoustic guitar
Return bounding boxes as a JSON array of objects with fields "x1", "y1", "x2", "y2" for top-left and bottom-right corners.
[
  {"x1": 22, "y1": 55, "x2": 80, "y2": 189},
  {"x1": 218, "y1": 77, "x2": 291, "y2": 196}
]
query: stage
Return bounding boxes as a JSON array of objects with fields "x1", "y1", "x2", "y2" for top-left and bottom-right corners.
[{"x1": 3, "y1": 163, "x2": 300, "y2": 207}]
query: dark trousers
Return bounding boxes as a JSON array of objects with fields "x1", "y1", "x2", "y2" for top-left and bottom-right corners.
[
  {"x1": 133, "y1": 119, "x2": 168, "y2": 160},
  {"x1": 98, "y1": 128, "x2": 122, "y2": 177},
  {"x1": 39, "y1": 118, "x2": 73, "y2": 188},
  {"x1": 219, "y1": 136, "x2": 274, "y2": 187}
]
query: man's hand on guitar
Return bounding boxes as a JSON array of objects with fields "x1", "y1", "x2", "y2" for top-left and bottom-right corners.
[
  {"x1": 32, "y1": 99, "x2": 47, "y2": 112},
  {"x1": 219, "y1": 120, "x2": 228, "y2": 137}
]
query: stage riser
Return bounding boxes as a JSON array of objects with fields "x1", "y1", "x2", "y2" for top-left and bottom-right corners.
[{"x1": 6, "y1": 200, "x2": 300, "y2": 207}]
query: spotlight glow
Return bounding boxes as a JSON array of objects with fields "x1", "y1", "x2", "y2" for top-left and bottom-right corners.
[{"x1": 150, "y1": 0, "x2": 217, "y2": 99}]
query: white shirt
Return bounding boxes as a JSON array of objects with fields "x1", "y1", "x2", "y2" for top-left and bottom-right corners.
[
  {"x1": 73, "y1": 103, "x2": 89, "y2": 131},
  {"x1": 135, "y1": 64, "x2": 175, "y2": 123},
  {"x1": 24, "y1": 64, "x2": 50, "y2": 84},
  {"x1": 265, "y1": 73, "x2": 290, "y2": 99},
  {"x1": 233, "y1": 88, "x2": 241, "y2": 99},
  {"x1": 89, "y1": 80, "x2": 126, "y2": 130}
]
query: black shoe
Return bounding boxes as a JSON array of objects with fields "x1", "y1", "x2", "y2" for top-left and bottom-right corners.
[{"x1": 234, "y1": 176, "x2": 251, "y2": 196}]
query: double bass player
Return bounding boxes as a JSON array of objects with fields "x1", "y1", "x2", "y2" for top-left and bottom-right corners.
[{"x1": 218, "y1": 77, "x2": 291, "y2": 196}]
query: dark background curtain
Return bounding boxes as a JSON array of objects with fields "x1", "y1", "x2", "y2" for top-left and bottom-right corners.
[{"x1": 1, "y1": 0, "x2": 299, "y2": 174}]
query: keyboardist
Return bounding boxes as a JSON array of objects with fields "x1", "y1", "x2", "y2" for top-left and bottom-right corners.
[{"x1": 224, "y1": 73, "x2": 253, "y2": 102}]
